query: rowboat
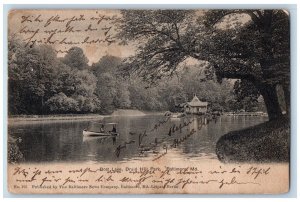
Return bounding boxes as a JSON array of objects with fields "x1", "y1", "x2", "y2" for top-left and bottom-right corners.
[
  {"x1": 83, "y1": 122, "x2": 118, "y2": 137},
  {"x1": 82, "y1": 130, "x2": 118, "y2": 137}
]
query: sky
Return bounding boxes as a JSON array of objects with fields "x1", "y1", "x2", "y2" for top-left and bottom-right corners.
[{"x1": 8, "y1": 9, "x2": 249, "y2": 66}]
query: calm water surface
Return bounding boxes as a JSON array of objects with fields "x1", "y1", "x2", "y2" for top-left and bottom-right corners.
[{"x1": 8, "y1": 115, "x2": 267, "y2": 163}]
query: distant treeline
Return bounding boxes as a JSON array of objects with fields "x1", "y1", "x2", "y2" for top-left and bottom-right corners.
[{"x1": 8, "y1": 37, "x2": 265, "y2": 115}]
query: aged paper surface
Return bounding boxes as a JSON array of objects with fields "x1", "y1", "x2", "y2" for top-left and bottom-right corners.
[
  {"x1": 8, "y1": 160, "x2": 289, "y2": 194},
  {"x1": 7, "y1": 9, "x2": 290, "y2": 194}
]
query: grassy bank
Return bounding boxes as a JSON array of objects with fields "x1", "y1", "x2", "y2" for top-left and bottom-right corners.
[
  {"x1": 216, "y1": 116, "x2": 290, "y2": 163},
  {"x1": 8, "y1": 110, "x2": 164, "y2": 123}
]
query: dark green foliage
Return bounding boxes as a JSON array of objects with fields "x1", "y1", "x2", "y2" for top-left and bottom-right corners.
[
  {"x1": 7, "y1": 37, "x2": 247, "y2": 115},
  {"x1": 233, "y1": 80, "x2": 261, "y2": 112},
  {"x1": 45, "y1": 92, "x2": 79, "y2": 113},
  {"x1": 92, "y1": 55, "x2": 130, "y2": 114},
  {"x1": 8, "y1": 38, "x2": 100, "y2": 115},
  {"x1": 117, "y1": 10, "x2": 290, "y2": 120},
  {"x1": 61, "y1": 47, "x2": 89, "y2": 70},
  {"x1": 8, "y1": 137, "x2": 24, "y2": 163}
]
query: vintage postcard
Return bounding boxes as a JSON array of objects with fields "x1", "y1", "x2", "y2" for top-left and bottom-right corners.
[{"x1": 7, "y1": 9, "x2": 290, "y2": 194}]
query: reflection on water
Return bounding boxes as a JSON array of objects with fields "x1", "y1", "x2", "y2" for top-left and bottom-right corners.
[{"x1": 8, "y1": 115, "x2": 267, "y2": 163}]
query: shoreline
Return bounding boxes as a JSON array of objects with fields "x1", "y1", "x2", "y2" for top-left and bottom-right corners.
[
  {"x1": 8, "y1": 114, "x2": 105, "y2": 123},
  {"x1": 8, "y1": 110, "x2": 165, "y2": 124},
  {"x1": 216, "y1": 116, "x2": 289, "y2": 163}
]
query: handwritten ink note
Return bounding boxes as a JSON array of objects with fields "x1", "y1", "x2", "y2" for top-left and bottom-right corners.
[
  {"x1": 9, "y1": 10, "x2": 125, "y2": 62},
  {"x1": 8, "y1": 161, "x2": 289, "y2": 194}
]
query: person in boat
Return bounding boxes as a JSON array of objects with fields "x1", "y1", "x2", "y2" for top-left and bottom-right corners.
[
  {"x1": 111, "y1": 125, "x2": 117, "y2": 133},
  {"x1": 100, "y1": 124, "x2": 105, "y2": 133}
]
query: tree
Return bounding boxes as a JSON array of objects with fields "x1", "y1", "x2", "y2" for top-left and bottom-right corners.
[
  {"x1": 113, "y1": 80, "x2": 131, "y2": 108},
  {"x1": 62, "y1": 47, "x2": 89, "y2": 70},
  {"x1": 116, "y1": 10, "x2": 290, "y2": 120},
  {"x1": 91, "y1": 55, "x2": 122, "y2": 74},
  {"x1": 233, "y1": 80, "x2": 261, "y2": 111},
  {"x1": 92, "y1": 55, "x2": 132, "y2": 113},
  {"x1": 95, "y1": 72, "x2": 117, "y2": 114},
  {"x1": 8, "y1": 36, "x2": 27, "y2": 114},
  {"x1": 69, "y1": 69, "x2": 101, "y2": 113},
  {"x1": 159, "y1": 78, "x2": 186, "y2": 112},
  {"x1": 8, "y1": 38, "x2": 101, "y2": 114},
  {"x1": 204, "y1": 10, "x2": 290, "y2": 119},
  {"x1": 45, "y1": 92, "x2": 79, "y2": 113},
  {"x1": 8, "y1": 38, "x2": 59, "y2": 114},
  {"x1": 45, "y1": 65, "x2": 101, "y2": 113},
  {"x1": 128, "y1": 78, "x2": 165, "y2": 111}
]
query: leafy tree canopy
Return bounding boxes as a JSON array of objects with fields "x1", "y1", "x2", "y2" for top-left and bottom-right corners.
[{"x1": 116, "y1": 9, "x2": 290, "y2": 120}]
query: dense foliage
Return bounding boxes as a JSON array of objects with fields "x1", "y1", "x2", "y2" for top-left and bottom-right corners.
[
  {"x1": 8, "y1": 38, "x2": 101, "y2": 114},
  {"x1": 116, "y1": 10, "x2": 290, "y2": 120},
  {"x1": 8, "y1": 37, "x2": 261, "y2": 115}
]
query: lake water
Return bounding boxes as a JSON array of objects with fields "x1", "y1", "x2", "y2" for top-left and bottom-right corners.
[{"x1": 8, "y1": 115, "x2": 268, "y2": 163}]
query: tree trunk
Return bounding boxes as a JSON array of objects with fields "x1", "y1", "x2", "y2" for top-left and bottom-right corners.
[{"x1": 258, "y1": 83, "x2": 283, "y2": 120}]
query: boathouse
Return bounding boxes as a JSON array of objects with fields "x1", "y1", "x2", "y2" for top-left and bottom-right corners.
[{"x1": 183, "y1": 94, "x2": 208, "y2": 115}]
